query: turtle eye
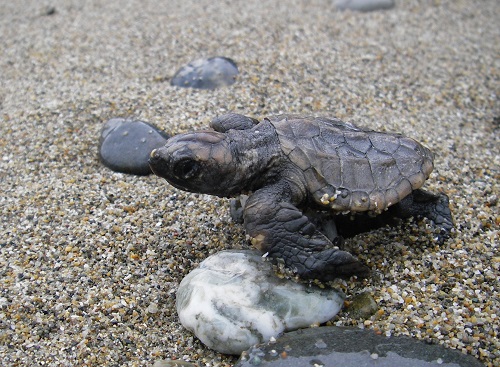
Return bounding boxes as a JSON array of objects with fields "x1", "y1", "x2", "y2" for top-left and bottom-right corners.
[{"x1": 173, "y1": 159, "x2": 199, "y2": 180}]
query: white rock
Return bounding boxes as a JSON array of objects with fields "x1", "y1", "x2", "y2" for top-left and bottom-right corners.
[{"x1": 176, "y1": 250, "x2": 345, "y2": 355}]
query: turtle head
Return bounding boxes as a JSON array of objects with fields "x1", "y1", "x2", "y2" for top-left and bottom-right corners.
[{"x1": 149, "y1": 131, "x2": 241, "y2": 197}]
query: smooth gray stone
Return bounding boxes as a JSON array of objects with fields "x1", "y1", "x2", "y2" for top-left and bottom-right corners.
[
  {"x1": 236, "y1": 326, "x2": 484, "y2": 367},
  {"x1": 171, "y1": 57, "x2": 238, "y2": 89},
  {"x1": 335, "y1": 0, "x2": 395, "y2": 12},
  {"x1": 176, "y1": 250, "x2": 345, "y2": 355},
  {"x1": 99, "y1": 118, "x2": 169, "y2": 175}
]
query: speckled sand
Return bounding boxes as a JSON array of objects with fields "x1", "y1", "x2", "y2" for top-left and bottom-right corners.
[{"x1": 1, "y1": 1, "x2": 498, "y2": 366}]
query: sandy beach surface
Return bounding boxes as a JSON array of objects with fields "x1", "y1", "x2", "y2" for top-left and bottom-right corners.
[{"x1": 1, "y1": 0, "x2": 498, "y2": 366}]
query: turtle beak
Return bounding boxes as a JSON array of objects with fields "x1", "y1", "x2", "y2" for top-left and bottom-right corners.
[{"x1": 148, "y1": 148, "x2": 168, "y2": 177}]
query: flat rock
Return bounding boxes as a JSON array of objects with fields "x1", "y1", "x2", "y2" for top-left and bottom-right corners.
[
  {"x1": 235, "y1": 326, "x2": 484, "y2": 367},
  {"x1": 335, "y1": 0, "x2": 395, "y2": 12},
  {"x1": 153, "y1": 360, "x2": 197, "y2": 367},
  {"x1": 98, "y1": 118, "x2": 169, "y2": 175},
  {"x1": 176, "y1": 250, "x2": 345, "y2": 355},
  {"x1": 171, "y1": 57, "x2": 238, "y2": 89}
]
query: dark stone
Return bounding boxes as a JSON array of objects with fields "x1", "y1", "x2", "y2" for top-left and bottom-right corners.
[
  {"x1": 98, "y1": 118, "x2": 169, "y2": 175},
  {"x1": 346, "y1": 292, "x2": 378, "y2": 319},
  {"x1": 492, "y1": 116, "x2": 500, "y2": 128},
  {"x1": 335, "y1": 0, "x2": 395, "y2": 12},
  {"x1": 42, "y1": 6, "x2": 57, "y2": 16},
  {"x1": 235, "y1": 326, "x2": 484, "y2": 367},
  {"x1": 171, "y1": 57, "x2": 238, "y2": 90},
  {"x1": 153, "y1": 360, "x2": 197, "y2": 367}
]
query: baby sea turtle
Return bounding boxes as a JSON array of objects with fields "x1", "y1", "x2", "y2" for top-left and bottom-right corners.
[{"x1": 149, "y1": 114, "x2": 453, "y2": 281}]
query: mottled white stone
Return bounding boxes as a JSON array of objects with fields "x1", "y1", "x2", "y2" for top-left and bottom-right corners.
[{"x1": 176, "y1": 250, "x2": 345, "y2": 355}]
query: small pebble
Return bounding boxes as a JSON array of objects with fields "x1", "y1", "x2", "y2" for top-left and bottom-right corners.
[
  {"x1": 42, "y1": 6, "x2": 57, "y2": 16},
  {"x1": 171, "y1": 57, "x2": 239, "y2": 89},
  {"x1": 98, "y1": 118, "x2": 170, "y2": 175},
  {"x1": 346, "y1": 292, "x2": 379, "y2": 319},
  {"x1": 334, "y1": 0, "x2": 395, "y2": 12},
  {"x1": 146, "y1": 302, "x2": 159, "y2": 314}
]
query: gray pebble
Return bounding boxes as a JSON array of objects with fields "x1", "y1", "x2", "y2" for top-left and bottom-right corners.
[
  {"x1": 335, "y1": 0, "x2": 395, "y2": 12},
  {"x1": 42, "y1": 6, "x2": 57, "y2": 16},
  {"x1": 171, "y1": 57, "x2": 238, "y2": 89},
  {"x1": 98, "y1": 118, "x2": 169, "y2": 175}
]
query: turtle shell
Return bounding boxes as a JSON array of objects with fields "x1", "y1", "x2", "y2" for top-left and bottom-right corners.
[{"x1": 268, "y1": 115, "x2": 434, "y2": 213}]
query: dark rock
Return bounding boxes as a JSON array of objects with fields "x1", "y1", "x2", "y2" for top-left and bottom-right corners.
[
  {"x1": 153, "y1": 360, "x2": 197, "y2": 367},
  {"x1": 235, "y1": 326, "x2": 484, "y2": 367},
  {"x1": 98, "y1": 118, "x2": 169, "y2": 175},
  {"x1": 171, "y1": 57, "x2": 238, "y2": 90},
  {"x1": 346, "y1": 292, "x2": 378, "y2": 319},
  {"x1": 42, "y1": 6, "x2": 57, "y2": 16},
  {"x1": 492, "y1": 116, "x2": 500, "y2": 128},
  {"x1": 335, "y1": 0, "x2": 395, "y2": 12}
]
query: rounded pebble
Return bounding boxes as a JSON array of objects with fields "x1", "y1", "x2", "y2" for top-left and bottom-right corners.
[
  {"x1": 335, "y1": 0, "x2": 395, "y2": 12},
  {"x1": 347, "y1": 292, "x2": 379, "y2": 319},
  {"x1": 171, "y1": 57, "x2": 239, "y2": 90},
  {"x1": 98, "y1": 118, "x2": 170, "y2": 175}
]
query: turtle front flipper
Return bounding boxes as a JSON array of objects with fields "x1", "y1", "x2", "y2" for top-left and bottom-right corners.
[
  {"x1": 243, "y1": 184, "x2": 370, "y2": 281},
  {"x1": 210, "y1": 113, "x2": 260, "y2": 132}
]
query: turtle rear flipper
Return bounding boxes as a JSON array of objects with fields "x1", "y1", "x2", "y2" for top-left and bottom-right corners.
[
  {"x1": 411, "y1": 189, "x2": 453, "y2": 230},
  {"x1": 243, "y1": 184, "x2": 370, "y2": 281},
  {"x1": 332, "y1": 189, "x2": 453, "y2": 243},
  {"x1": 394, "y1": 189, "x2": 454, "y2": 242},
  {"x1": 381, "y1": 189, "x2": 453, "y2": 242}
]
